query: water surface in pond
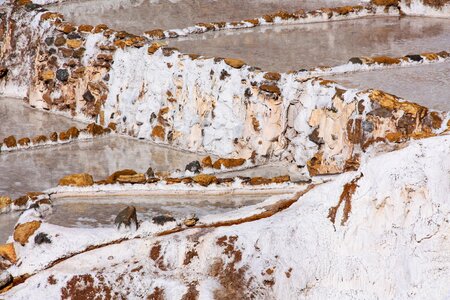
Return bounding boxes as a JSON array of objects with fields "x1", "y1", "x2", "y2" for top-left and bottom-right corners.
[
  {"x1": 47, "y1": 193, "x2": 268, "y2": 228},
  {"x1": 0, "y1": 98, "x2": 84, "y2": 141},
  {"x1": 49, "y1": 0, "x2": 365, "y2": 35},
  {"x1": 0, "y1": 136, "x2": 204, "y2": 198},
  {"x1": 326, "y1": 62, "x2": 450, "y2": 111},
  {"x1": 0, "y1": 212, "x2": 20, "y2": 243},
  {"x1": 170, "y1": 16, "x2": 450, "y2": 72}
]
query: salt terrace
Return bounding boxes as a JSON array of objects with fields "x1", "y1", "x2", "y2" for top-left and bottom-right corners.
[{"x1": 0, "y1": 0, "x2": 449, "y2": 298}]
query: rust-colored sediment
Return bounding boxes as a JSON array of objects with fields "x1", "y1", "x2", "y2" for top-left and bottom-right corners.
[{"x1": 328, "y1": 174, "x2": 363, "y2": 226}]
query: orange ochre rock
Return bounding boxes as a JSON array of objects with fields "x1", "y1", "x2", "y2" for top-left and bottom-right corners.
[
  {"x1": 14, "y1": 221, "x2": 41, "y2": 246},
  {"x1": 212, "y1": 158, "x2": 246, "y2": 169},
  {"x1": 58, "y1": 173, "x2": 94, "y2": 187},
  {"x1": 0, "y1": 243, "x2": 17, "y2": 263}
]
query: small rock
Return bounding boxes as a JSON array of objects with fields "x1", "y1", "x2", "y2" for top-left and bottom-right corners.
[
  {"x1": 17, "y1": 137, "x2": 31, "y2": 146},
  {"x1": 201, "y1": 156, "x2": 213, "y2": 168},
  {"x1": 0, "y1": 271, "x2": 13, "y2": 290},
  {"x1": 58, "y1": 173, "x2": 94, "y2": 187},
  {"x1": 54, "y1": 35, "x2": 66, "y2": 47},
  {"x1": 82, "y1": 90, "x2": 95, "y2": 102},
  {"x1": 106, "y1": 169, "x2": 137, "y2": 184},
  {"x1": 41, "y1": 70, "x2": 55, "y2": 82},
  {"x1": 348, "y1": 57, "x2": 363, "y2": 64},
  {"x1": 44, "y1": 36, "x2": 54, "y2": 46},
  {"x1": 85, "y1": 123, "x2": 104, "y2": 136},
  {"x1": 185, "y1": 161, "x2": 202, "y2": 174},
  {"x1": 3, "y1": 136, "x2": 17, "y2": 148},
  {"x1": 32, "y1": 135, "x2": 47, "y2": 144},
  {"x1": 0, "y1": 66, "x2": 8, "y2": 79},
  {"x1": 405, "y1": 54, "x2": 423, "y2": 62},
  {"x1": 224, "y1": 58, "x2": 245, "y2": 69},
  {"x1": 152, "y1": 215, "x2": 176, "y2": 225},
  {"x1": 212, "y1": 158, "x2": 246, "y2": 169},
  {"x1": 193, "y1": 174, "x2": 216, "y2": 186},
  {"x1": 114, "y1": 206, "x2": 138, "y2": 231},
  {"x1": 66, "y1": 32, "x2": 81, "y2": 39},
  {"x1": 49, "y1": 132, "x2": 58, "y2": 142},
  {"x1": 56, "y1": 69, "x2": 69, "y2": 82},
  {"x1": 34, "y1": 232, "x2": 51, "y2": 245},
  {"x1": 260, "y1": 84, "x2": 280, "y2": 95},
  {"x1": 183, "y1": 215, "x2": 199, "y2": 227},
  {"x1": 66, "y1": 39, "x2": 82, "y2": 49},
  {"x1": 146, "y1": 167, "x2": 155, "y2": 178}
]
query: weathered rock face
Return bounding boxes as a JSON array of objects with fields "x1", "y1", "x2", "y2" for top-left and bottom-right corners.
[
  {"x1": 58, "y1": 173, "x2": 94, "y2": 187},
  {"x1": 13, "y1": 221, "x2": 41, "y2": 245}
]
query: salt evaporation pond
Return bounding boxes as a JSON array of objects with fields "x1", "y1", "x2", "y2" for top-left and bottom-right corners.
[
  {"x1": 0, "y1": 136, "x2": 205, "y2": 198},
  {"x1": 47, "y1": 193, "x2": 271, "y2": 228},
  {"x1": 0, "y1": 98, "x2": 85, "y2": 141},
  {"x1": 326, "y1": 61, "x2": 450, "y2": 111},
  {"x1": 48, "y1": 0, "x2": 365, "y2": 35},
  {"x1": 0, "y1": 212, "x2": 20, "y2": 243},
  {"x1": 170, "y1": 16, "x2": 450, "y2": 72}
]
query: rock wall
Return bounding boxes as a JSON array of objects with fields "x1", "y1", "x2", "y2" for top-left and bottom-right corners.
[{"x1": 0, "y1": 1, "x2": 448, "y2": 177}]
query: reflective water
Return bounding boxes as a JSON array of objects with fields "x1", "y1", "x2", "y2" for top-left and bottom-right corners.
[
  {"x1": 49, "y1": 0, "x2": 365, "y2": 34},
  {"x1": 0, "y1": 212, "x2": 20, "y2": 243},
  {"x1": 327, "y1": 62, "x2": 450, "y2": 111},
  {"x1": 170, "y1": 16, "x2": 450, "y2": 72},
  {"x1": 0, "y1": 136, "x2": 204, "y2": 198},
  {"x1": 0, "y1": 98, "x2": 84, "y2": 141},
  {"x1": 47, "y1": 193, "x2": 267, "y2": 228}
]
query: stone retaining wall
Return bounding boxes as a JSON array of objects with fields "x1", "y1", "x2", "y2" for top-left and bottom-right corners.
[{"x1": 0, "y1": 1, "x2": 448, "y2": 177}]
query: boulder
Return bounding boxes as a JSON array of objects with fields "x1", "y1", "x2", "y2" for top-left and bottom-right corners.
[
  {"x1": 193, "y1": 174, "x2": 216, "y2": 186},
  {"x1": 14, "y1": 221, "x2": 41, "y2": 245},
  {"x1": 224, "y1": 58, "x2": 245, "y2": 69},
  {"x1": 260, "y1": 84, "x2": 281, "y2": 95},
  {"x1": 152, "y1": 215, "x2": 176, "y2": 225},
  {"x1": 212, "y1": 158, "x2": 246, "y2": 169},
  {"x1": 106, "y1": 169, "x2": 137, "y2": 184},
  {"x1": 114, "y1": 206, "x2": 138, "y2": 231},
  {"x1": 145, "y1": 29, "x2": 165, "y2": 39},
  {"x1": 58, "y1": 173, "x2": 94, "y2": 187},
  {"x1": 41, "y1": 70, "x2": 55, "y2": 82},
  {"x1": 263, "y1": 72, "x2": 281, "y2": 81},
  {"x1": 117, "y1": 173, "x2": 146, "y2": 184},
  {"x1": 3, "y1": 136, "x2": 17, "y2": 148},
  {"x1": 185, "y1": 161, "x2": 202, "y2": 174},
  {"x1": 0, "y1": 243, "x2": 16, "y2": 263}
]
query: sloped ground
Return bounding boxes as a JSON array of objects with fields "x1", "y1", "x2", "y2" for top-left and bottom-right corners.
[{"x1": 4, "y1": 135, "x2": 449, "y2": 299}]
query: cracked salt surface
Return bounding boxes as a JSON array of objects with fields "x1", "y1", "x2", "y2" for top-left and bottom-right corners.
[
  {"x1": 0, "y1": 136, "x2": 204, "y2": 198},
  {"x1": 48, "y1": 0, "x2": 366, "y2": 35},
  {"x1": 0, "y1": 98, "x2": 85, "y2": 141},
  {"x1": 47, "y1": 194, "x2": 266, "y2": 228},
  {"x1": 326, "y1": 61, "x2": 450, "y2": 111},
  {"x1": 170, "y1": 16, "x2": 450, "y2": 72}
]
